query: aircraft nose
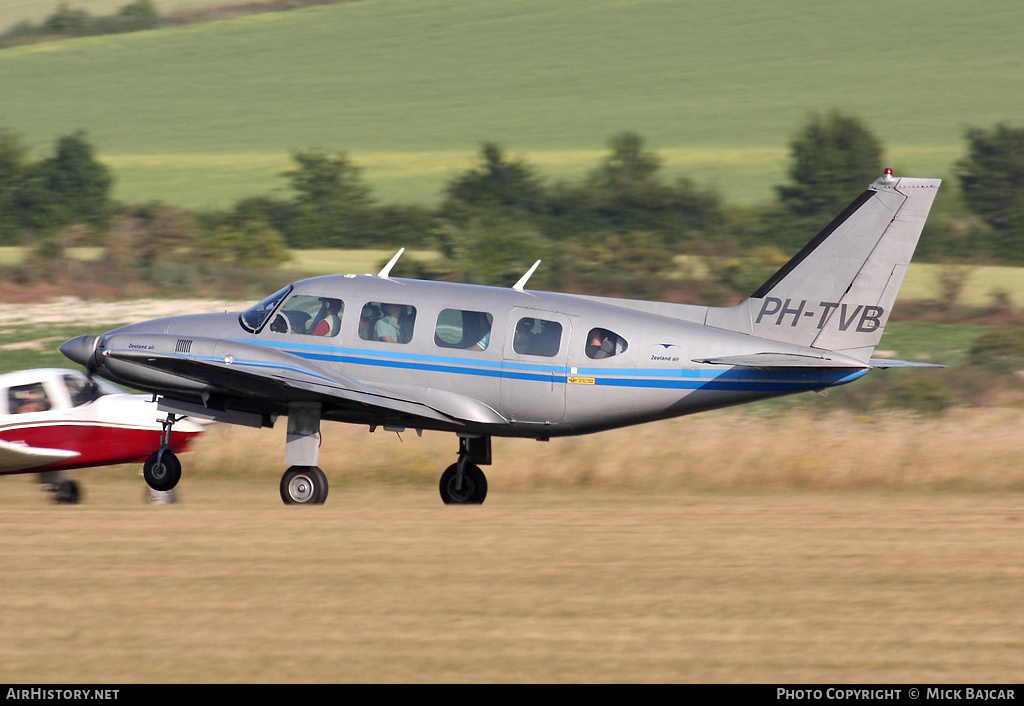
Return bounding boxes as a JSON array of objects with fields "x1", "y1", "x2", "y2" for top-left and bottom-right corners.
[{"x1": 60, "y1": 335, "x2": 99, "y2": 368}]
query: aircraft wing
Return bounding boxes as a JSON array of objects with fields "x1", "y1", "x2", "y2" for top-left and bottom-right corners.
[
  {"x1": 0, "y1": 439, "x2": 79, "y2": 474},
  {"x1": 102, "y1": 337, "x2": 462, "y2": 426}
]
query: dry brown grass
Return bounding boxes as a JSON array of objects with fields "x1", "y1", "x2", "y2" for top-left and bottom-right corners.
[
  {"x1": 2, "y1": 409, "x2": 1023, "y2": 683},
  {"x1": 191, "y1": 406, "x2": 1024, "y2": 493}
]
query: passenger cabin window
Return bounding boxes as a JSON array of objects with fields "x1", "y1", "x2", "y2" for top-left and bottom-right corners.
[
  {"x1": 268, "y1": 295, "x2": 344, "y2": 337},
  {"x1": 359, "y1": 302, "x2": 417, "y2": 344},
  {"x1": 8, "y1": 382, "x2": 51, "y2": 414},
  {"x1": 585, "y1": 328, "x2": 628, "y2": 359},
  {"x1": 434, "y1": 309, "x2": 493, "y2": 351},
  {"x1": 512, "y1": 317, "x2": 562, "y2": 357}
]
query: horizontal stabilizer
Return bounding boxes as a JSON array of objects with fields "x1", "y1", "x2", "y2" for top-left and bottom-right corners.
[
  {"x1": 694, "y1": 352, "x2": 869, "y2": 369},
  {"x1": 868, "y1": 358, "x2": 946, "y2": 369}
]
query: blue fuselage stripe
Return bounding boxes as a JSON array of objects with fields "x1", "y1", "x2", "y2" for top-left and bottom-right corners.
[{"x1": 231, "y1": 338, "x2": 865, "y2": 392}]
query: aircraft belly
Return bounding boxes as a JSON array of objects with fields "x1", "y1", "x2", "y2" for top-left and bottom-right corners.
[{"x1": 559, "y1": 364, "x2": 864, "y2": 433}]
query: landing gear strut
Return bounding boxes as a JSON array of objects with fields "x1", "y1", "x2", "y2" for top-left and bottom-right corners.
[
  {"x1": 279, "y1": 402, "x2": 327, "y2": 505},
  {"x1": 439, "y1": 435, "x2": 490, "y2": 505},
  {"x1": 143, "y1": 414, "x2": 182, "y2": 492}
]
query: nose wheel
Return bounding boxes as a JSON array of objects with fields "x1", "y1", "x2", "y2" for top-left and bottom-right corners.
[
  {"x1": 143, "y1": 449, "x2": 181, "y2": 492},
  {"x1": 143, "y1": 414, "x2": 183, "y2": 492}
]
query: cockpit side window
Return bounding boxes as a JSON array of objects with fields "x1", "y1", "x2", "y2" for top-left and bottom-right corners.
[
  {"x1": 8, "y1": 383, "x2": 51, "y2": 414},
  {"x1": 267, "y1": 295, "x2": 344, "y2": 337},
  {"x1": 585, "y1": 327, "x2": 628, "y2": 359},
  {"x1": 240, "y1": 285, "x2": 292, "y2": 333},
  {"x1": 434, "y1": 309, "x2": 493, "y2": 351},
  {"x1": 512, "y1": 317, "x2": 562, "y2": 357},
  {"x1": 359, "y1": 302, "x2": 417, "y2": 344},
  {"x1": 63, "y1": 374, "x2": 99, "y2": 407}
]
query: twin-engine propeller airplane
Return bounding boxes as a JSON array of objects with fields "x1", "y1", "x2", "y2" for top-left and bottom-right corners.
[
  {"x1": 0, "y1": 368, "x2": 205, "y2": 503},
  {"x1": 62, "y1": 171, "x2": 941, "y2": 506}
]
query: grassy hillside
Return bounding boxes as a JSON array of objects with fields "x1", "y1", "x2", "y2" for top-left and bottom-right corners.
[{"x1": 1, "y1": 0, "x2": 1022, "y2": 209}]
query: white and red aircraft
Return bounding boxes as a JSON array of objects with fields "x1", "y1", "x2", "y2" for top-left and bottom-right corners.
[{"x1": 0, "y1": 368, "x2": 205, "y2": 503}]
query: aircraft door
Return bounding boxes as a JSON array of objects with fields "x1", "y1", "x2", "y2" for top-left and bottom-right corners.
[{"x1": 501, "y1": 310, "x2": 570, "y2": 424}]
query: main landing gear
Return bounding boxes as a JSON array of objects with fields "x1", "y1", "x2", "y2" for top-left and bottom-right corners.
[
  {"x1": 143, "y1": 414, "x2": 182, "y2": 493},
  {"x1": 39, "y1": 472, "x2": 81, "y2": 504},
  {"x1": 143, "y1": 404, "x2": 491, "y2": 507},
  {"x1": 280, "y1": 465, "x2": 329, "y2": 504},
  {"x1": 54, "y1": 478, "x2": 80, "y2": 504},
  {"x1": 439, "y1": 435, "x2": 491, "y2": 505}
]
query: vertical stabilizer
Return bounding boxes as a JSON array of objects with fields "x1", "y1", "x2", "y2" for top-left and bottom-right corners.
[{"x1": 706, "y1": 173, "x2": 940, "y2": 360}]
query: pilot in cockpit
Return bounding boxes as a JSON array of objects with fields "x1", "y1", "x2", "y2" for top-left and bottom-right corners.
[{"x1": 308, "y1": 298, "x2": 342, "y2": 337}]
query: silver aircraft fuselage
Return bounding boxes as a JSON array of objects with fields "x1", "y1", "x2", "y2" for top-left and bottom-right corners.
[{"x1": 84, "y1": 275, "x2": 865, "y2": 439}]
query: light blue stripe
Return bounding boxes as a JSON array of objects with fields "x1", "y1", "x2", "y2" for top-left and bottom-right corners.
[{"x1": 222, "y1": 338, "x2": 866, "y2": 392}]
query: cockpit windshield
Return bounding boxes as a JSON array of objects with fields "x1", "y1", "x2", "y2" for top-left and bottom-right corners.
[
  {"x1": 239, "y1": 285, "x2": 292, "y2": 333},
  {"x1": 63, "y1": 373, "x2": 122, "y2": 407}
]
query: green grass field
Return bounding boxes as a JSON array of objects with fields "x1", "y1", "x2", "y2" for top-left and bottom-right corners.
[{"x1": 1, "y1": 0, "x2": 1021, "y2": 209}]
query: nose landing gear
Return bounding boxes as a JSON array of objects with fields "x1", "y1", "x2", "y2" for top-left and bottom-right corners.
[{"x1": 143, "y1": 414, "x2": 182, "y2": 492}]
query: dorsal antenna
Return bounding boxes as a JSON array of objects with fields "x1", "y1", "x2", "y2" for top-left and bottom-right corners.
[
  {"x1": 377, "y1": 248, "x2": 405, "y2": 279},
  {"x1": 513, "y1": 260, "x2": 541, "y2": 292}
]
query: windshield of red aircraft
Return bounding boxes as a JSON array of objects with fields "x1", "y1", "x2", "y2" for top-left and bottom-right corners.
[{"x1": 239, "y1": 285, "x2": 293, "y2": 333}]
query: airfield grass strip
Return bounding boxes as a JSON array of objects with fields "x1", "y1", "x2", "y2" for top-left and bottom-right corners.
[
  {"x1": 182, "y1": 407, "x2": 1024, "y2": 493},
  {"x1": 0, "y1": 482, "x2": 1020, "y2": 682}
]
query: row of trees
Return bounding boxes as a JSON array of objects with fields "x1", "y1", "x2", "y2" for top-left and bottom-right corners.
[
  {"x1": 0, "y1": 1, "x2": 347, "y2": 48},
  {"x1": 1, "y1": 114, "x2": 1023, "y2": 300},
  {"x1": 1, "y1": 1, "x2": 160, "y2": 45}
]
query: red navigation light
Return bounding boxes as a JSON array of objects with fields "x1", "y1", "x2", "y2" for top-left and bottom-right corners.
[{"x1": 884, "y1": 168, "x2": 893, "y2": 177}]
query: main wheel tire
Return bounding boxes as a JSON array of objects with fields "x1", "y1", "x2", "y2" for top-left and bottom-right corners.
[
  {"x1": 54, "y1": 479, "x2": 80, "y2": 504},
  {"x1": 143, "y1": 451, "x2": 181, "y2": 492},
  {"x1": 280, "y1": 466, "x2": 327, "y2": 505},
  {"x1": 439, "y1": 462, "x2": 487, "y2": 505},
  {"x1": 309, "y1": 466, "x2": 328, "y2": 503}
]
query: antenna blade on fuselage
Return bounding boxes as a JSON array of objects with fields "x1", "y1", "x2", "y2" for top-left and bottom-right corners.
[
  {"x1": 513, "y1": 260, "x2": 541, "y2": 291},
  {"x1": 378, "y1": 248, "x2": 406, "y2": 278}
]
